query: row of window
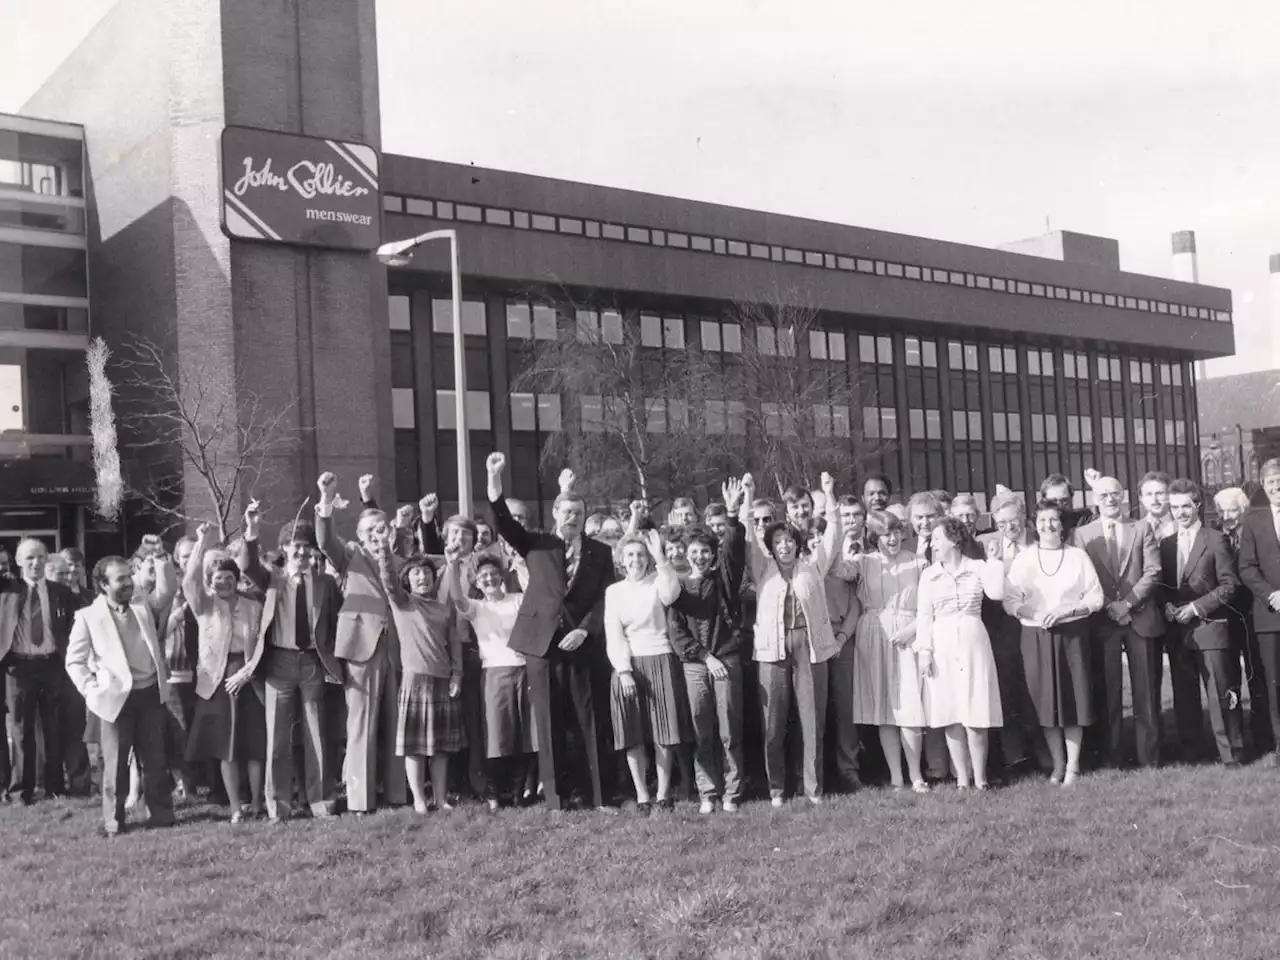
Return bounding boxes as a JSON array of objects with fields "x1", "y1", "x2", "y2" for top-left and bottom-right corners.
[
  {"x1": 389, "y1": 295, "x2": 1189, "y2": 389},
  {"x1": 383, "y1": 193, "x2": 1231, "y2": 325},
  {"x1": 858, "y1": 404, "x2": 1188, "y2": 447}
]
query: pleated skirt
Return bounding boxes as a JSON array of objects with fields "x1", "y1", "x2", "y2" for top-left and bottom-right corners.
[
  {"x1": 396, "y1": 671, "x2": 467, "y2": 757},
  {"x1": 1020, "y1": 620, "x2": 1093, "y2": 727},
  {"x1": 610, "y1": 652, "x2": 694, "y2": 750},
  {"x1": 184, "y1": 654, "x2": 267, "y2": 763}
]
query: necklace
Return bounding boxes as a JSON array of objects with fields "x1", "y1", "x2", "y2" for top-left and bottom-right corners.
[{"x1": 1037, "y1": 545, "x2": 1066, "y2": 577}]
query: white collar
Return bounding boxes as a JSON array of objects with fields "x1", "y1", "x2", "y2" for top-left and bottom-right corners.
[{"x1": 1179, "y1": 522, "x2": 1201, "y2": 539}]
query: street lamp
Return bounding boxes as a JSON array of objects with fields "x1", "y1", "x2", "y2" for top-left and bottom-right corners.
[{"x1": 374, "y1": 229, "x2": 471, "y2": 516}]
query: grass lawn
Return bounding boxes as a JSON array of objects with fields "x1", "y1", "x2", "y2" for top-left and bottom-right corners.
[{"x1": 2, "y1": 757, "x2": 1279, "y2": 959}]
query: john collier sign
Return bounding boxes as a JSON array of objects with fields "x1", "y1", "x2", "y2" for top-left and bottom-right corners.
[{"x1": 220, "y1": 126, "x2": 382, "y2": 251}]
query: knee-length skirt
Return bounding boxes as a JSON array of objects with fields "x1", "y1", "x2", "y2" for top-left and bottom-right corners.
[
  {"x1": 921, "y1": 612, "x2": 1003, "y2": 729},
  {"x1": 396, "y1": 671, "x2": 466, "y2": 757},
  {"x1": 185, "y1": 654, "x2": 268, "y2": 763},
  {"x1": 482, "y1": 665, "x2": 537, "y2": 758},
  {"x1": 1020, "y1": 620, "x2": 1093, "y2": 727},
  {"x1": 611, "y1": 652, "x2": 693, "y2": 750}
]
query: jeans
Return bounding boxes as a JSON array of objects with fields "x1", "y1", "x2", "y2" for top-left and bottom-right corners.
[
  {"x1": 759, "y1": 630, "x2": 828, "y2": 799},
  {"x1": 683, "y1": 656, "x2": 744, "y2": 803}
]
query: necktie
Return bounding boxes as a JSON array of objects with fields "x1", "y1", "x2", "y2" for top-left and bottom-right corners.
[
  {"x1": 563, "y1": 539, "x2": 579, "y2": 587},
  {"x1": 294, "y1": 576, "x2": 312, "y2": 650},
  {"x1": 28, "y1": 586, "x2": 45, "y2": 650},
  {"x1": 1104, "y1": 521, "x2": 1120, "y2": 574}
]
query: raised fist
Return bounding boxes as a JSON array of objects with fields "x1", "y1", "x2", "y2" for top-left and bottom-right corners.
[
  {"x1": 819, "y1": 471, "x2": 835, "y2": 495},
  {"x1": 394, "y1": 504, "x2": 417, "y2": 528},
  {"x1": 741, "y1": 473, "x2": 755, "y2": 493},
  {"x1": 486, "y1": 452, "x2": 506, "y2": 477},
  {"x1": 197, "y1": 522, "x2": 216, "y2": 546},
  {"x1": 419, "y1": 493, "x2": 439, "y2": 518},
  {"x1": 358, "y1": 474, "x2": 377, "y2": 501},
  {"x1": 558, "y1": 468, "x2": 576, "y2": 495},
  {"x1": 317, "y1": 472, "x2": 338, "y2": 502},
  {"x1": 244, "y1": 499, "x2": 261, "y2": 533},
  {"x1": 629, "y1": 499, "x2": 647, "y2": 518}
]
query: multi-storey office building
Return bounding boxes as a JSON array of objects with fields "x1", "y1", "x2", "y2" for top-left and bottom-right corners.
[
  {"x1": 381, "y1": 156, "x2": 1233, "y2": 522},
  {"x1": 0, "y1": 113, "x2": 114, "y2": 558}
]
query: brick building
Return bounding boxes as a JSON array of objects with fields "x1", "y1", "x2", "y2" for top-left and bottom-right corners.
[{"x1": 8, "y1": 0, "x2": 1237, "y2": 548}]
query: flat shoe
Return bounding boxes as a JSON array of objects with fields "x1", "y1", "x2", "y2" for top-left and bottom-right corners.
[{"x1": 911, "y1": 781, "x2": 929, "y2": 794}]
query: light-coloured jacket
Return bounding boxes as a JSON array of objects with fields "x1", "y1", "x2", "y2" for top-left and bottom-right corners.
[
  {"x1": 65, "y1": 595, "x2": 170, "y2": 723},
  {"x1": 746, "y1": 504, "x2": 843, "y2": 664}
]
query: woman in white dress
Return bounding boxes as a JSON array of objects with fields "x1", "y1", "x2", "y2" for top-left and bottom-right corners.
[
  {"x1": 605, "y1": 529, "x2": 689, "y2": 809},
  {"x1": 846, "y1": 511, "x2": 931, "y2": 792},
  {"x1": 1003, "y1": 502, "x2": 1104, "y2": 785},
  {"x1": 915, "y1": 516, "x2": 1005, "y2": 790}
]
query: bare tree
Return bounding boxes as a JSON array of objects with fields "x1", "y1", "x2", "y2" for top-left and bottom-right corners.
[
  {"x1": 511, "y1": 293, "x2": 730, "y2": 507},
  {"x1": 725, "y1": 286, "x2": 888, "y2": 493},
  {"x1": 114, "y1": 337, "x2": 302, "y2": 541}
]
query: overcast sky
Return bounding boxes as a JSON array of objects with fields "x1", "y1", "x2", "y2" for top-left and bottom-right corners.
[{"x1": 4, "y1": 0, "x2": 1278, "y2": 378}]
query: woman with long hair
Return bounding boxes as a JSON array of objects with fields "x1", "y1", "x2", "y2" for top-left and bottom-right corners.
[{"x1": 1003, "y1": 502, "x2": 1104, "y2": 785}]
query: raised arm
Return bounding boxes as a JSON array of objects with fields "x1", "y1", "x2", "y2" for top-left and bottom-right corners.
[
  {"x1": 376, "y1": 540, "x2": 410, "y2": 608},
  {"x1": 241, "y1": 500, "x2": 270, "y2": 593},
  {"x1": 314, "y1": 471, "x2": 352, "y2": 576},
  {"x1": 812, "y1": 472, "x2": 842, "y2": 576},
  {"x1": 443, "y1": 552, "x2": 478, "y2": 622},
  {"x1": 740, "y1": 473, "x2": 770, "y2": 585},
  {"x1": 418, "y1": 494, "x2": 445, "y2": 555},
  {"x1": 148, "y1": 553, "x2": 178, "y2": 617},
  {"x1": 646, "y1": 530, "x2": 680, "y2": 606},
  {"x1": 183, "y1": 523, "x2": 218, "y2": 616},
  {"x1": 486, "y1": 452, "x2": 535, "y2": 558}
]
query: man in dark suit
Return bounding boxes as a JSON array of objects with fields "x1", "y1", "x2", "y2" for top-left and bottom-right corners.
[
  {"x1": 1213, "y1": 486, "x2": 1272, "y2": 758},
  {"x1": 1238, "y1": 458, "x2": 1280, "y2": 767},
  {"x1": 243, "y1": 510, "x2": 344, "y2": 822},
  {"x1": 1160, "y1": 479, "x2": 1243, "y2": 766},
  {"x1": 1072, "y1": 475, "x2": 1164, "y2": 767},
  {"x1": 43, "y1": 552, "x2": 94, "y2": 797},
  {"x1": 486, "y1": 452, "x2": 616, "y2": 811},
  {"x1": 3, "y1": 538, "x2": 79, "y2": 804}
]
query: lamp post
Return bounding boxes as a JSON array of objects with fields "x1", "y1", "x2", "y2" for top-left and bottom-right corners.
[{"x1": 375, "y1": 229, "x2": 471, "y2": 517}]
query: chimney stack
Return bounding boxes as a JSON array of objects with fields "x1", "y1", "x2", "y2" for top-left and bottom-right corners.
[{"x1": 1172, "y1": 230, "x2": 1199, "y2": 283}]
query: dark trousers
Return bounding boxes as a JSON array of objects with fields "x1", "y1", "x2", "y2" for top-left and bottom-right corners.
[
  {"x1": 525, "y1": 648, "x2": 604, "y2": 810},
  {"x1": 1254, "y1": 632, "x2": 1280, "y2": 750},
  {"x1": 1092, "y1": 621, "x2": 1161, "y2": 767},
  {"x1": 988, "y1": 612, "x2": 1046, "y2": 765},
  {"x1": 1233, "y1": 619, "x2": 1273, "y2": 756},
  {"x1": 1170, "y1": 636, "x2": 1243, "y2": 765},
  {"x1": 1168, "y1": 634, "x2": 1207, "y2": 761},
  {"x1": 6, "y1": 656, "x2": 64, "y2": 800},
  {"x1": 100, "y1": 686, "x2": 173, "y2": 832},
  {"x1": 449, "y1": 644, "x2": 487, "y2": 798},
  {"x1": 59, "y1": 673, "x2": 91, "y2": 795}
]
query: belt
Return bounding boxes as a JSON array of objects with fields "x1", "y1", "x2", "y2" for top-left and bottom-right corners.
[{"x1": 12, "y1": 652, "x2": 59, "y2": 661}]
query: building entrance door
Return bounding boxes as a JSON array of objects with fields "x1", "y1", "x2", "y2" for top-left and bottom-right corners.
[{"x1": 0, "y1": 506, "x2": 62, "y2": 571}]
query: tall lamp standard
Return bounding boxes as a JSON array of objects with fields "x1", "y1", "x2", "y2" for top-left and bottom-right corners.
[{"x1": 374, "y1": 229, "x2": 471, "y2": 517}]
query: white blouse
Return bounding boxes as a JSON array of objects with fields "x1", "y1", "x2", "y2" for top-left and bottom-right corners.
[
  {"x1": 1003, "y1": 545, "x2": 1104, "y2": 627},
  {"x1": 459, "y1": 594, "x2": 525, "y2": 669},
  {"x1": 604, "y1": 567, "x2": 681, "y2": 672}
]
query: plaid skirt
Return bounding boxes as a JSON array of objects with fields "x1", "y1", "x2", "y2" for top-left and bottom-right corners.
[
  {"x1": 611, "y1": 652, "x2": 693, "y2": 751},
  {"x1": 396, "y1": 671, "x2": 466, "y2": 758}
]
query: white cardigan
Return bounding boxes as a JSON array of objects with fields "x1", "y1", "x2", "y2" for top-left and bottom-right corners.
[{"x1": 745, "y1": 504, "x2": 843, "y2": 664}]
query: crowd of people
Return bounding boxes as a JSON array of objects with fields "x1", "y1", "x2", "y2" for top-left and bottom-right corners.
[{"x1": 6, "y1": 455, "x2": 1280, "y2": 835}]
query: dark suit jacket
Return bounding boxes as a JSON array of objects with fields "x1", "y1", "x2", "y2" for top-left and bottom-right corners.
[
  {"x1": 243, "y1": 539, "x2": 343, "y2": 682},
  {"x1": 1071, "y1": 517, "x2": 1164, "y2": 638},
  {"x1": 1239, "y1": 507, "x2": 1280, "y2": 633},
  {"x1": 1158, "y1": 526, "x2": 1239, "y2": 651},
  {"x1": 0, "y1": 578, "x2": 78, "y2": 663},
  {"x1": 490, "y1": 494, "x2": 615, "y2": 659}
]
